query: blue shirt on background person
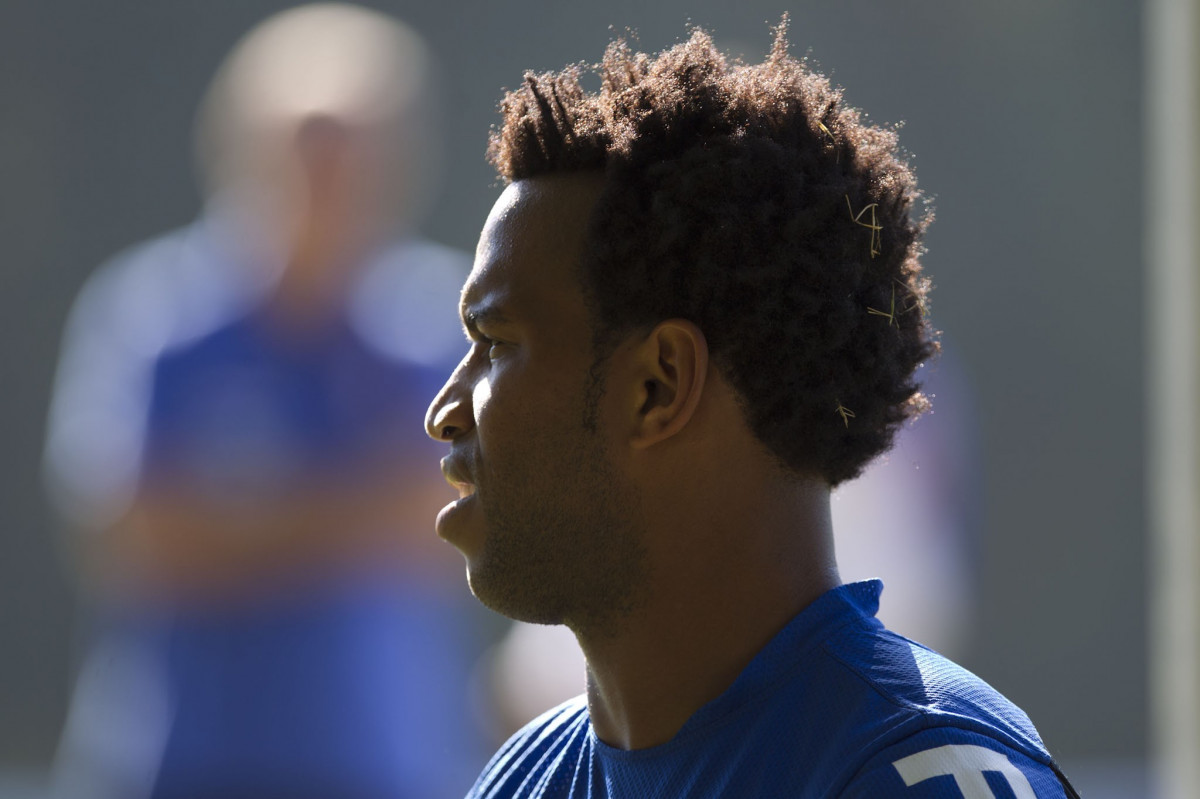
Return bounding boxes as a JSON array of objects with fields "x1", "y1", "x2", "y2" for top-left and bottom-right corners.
[
  {"x1": 45, "y1": 213, "x2": 490, "y2": 799},
  {"x1": 44, "y1": 7, "x2": 497, "y2": 797}
]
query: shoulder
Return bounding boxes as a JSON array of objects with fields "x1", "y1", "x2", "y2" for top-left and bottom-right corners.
[
  {"x1": 67, "y1": 227, "x2": 188, "y2": 334},
  {"x1": 45, "y1": 224, "x2": 230, "y2": 524},
  {"x1": 809, "y1": 618, "x2": 1075, "y2": 796},
  {"x1": 820, "y1": 620, "x2": 1048, "y2": 756},
  {"x1": 348, "y1": 237, "x2": 472, "y2": 369},
  {"x1": 836, "y1": 726, "x2": 1078, "y2": 798},
  {"x1": 468, "y1": 695, "x2": 590, "y2": 799},
  {"x1": 63, "y1": 222, "x2": 243, "y2": 357}
]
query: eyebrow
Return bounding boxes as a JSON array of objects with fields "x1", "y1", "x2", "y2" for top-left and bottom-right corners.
[{"x1": 462, "y1": 304, "x2": 512, "y2": 335}]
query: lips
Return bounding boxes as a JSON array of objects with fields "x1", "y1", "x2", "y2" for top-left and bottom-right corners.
[
  {"x1": 436, "y1": 453, "x2": 481, "y2": 546},
  {"x1": 441, "y1": 454, "x2": 477, "y2": 498}
]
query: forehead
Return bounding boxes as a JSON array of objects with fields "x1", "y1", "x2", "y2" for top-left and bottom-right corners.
[{"x1": 462, "y1": 174, "x2": 605, "y2": 321}]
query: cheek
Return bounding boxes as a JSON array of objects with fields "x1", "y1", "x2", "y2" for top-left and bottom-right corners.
[
  {"x1": 473, "y1": 373, "x2": 527, "y2": 468},
  {"x1": 473, "y1": 358, "x2": 588, "y2": 459},
  {"x1": 472, "y1": 373, "x2": 493, "y2": 414}
]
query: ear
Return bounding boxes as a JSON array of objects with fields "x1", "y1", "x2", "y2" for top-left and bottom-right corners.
[{"x1": 629, "y1": 319, "x2": 709, "y2": 449}]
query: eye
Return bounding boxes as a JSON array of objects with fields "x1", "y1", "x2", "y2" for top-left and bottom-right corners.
[
  {"x1": 472, "y1": 333, "x2": 505, "y2": 361},
  {"x1": 485, "y1": 337, "x2": 508, "y2": 360}
]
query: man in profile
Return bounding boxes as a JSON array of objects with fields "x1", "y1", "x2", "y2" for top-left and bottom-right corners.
[{"x1": 425, "y1": 22, "x2": 1080, "y2": 798}]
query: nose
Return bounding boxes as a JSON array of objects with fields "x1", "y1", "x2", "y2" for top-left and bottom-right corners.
[{"x1": 425, "y1": 367, "x2": 474, "y2": 442}]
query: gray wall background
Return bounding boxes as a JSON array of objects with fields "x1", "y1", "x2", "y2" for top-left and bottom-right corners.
[{"x1": 1, "y1": 0, "x2": 1143, "y2": 782}]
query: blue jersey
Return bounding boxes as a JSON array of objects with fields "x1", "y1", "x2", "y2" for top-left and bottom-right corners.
[
  {"x1": 470, "y1": 581, "x2": 1078, "y2": 798},
  {"x1": 144, "y1": 299, "x2": 446, "y2": 499},
  {"x1": 46, "y1": 216, "x2": 488, "y2": 798}
]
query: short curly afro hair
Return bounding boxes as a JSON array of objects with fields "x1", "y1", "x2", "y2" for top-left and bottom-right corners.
[{"x1": 488, "y1": 19, "x2": 937, "y2": 486}]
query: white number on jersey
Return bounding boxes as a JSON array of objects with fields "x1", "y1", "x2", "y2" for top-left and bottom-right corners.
[{"x1": 892, "y1": 744, "x2": 1037, "y2": 798}]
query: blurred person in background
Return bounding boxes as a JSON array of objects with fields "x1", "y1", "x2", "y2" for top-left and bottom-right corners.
[{"x1": 42, "y1": 4, "x2": 489, "y2": 797}]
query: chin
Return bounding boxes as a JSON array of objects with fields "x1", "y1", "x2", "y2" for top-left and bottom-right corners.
[{"x1": 464, "y1": 557, "x2": 570, "y2": 626}]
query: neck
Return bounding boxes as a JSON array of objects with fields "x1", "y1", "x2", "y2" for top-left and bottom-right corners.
[
  {"x1": 260, "y1": 270, "x2": 346, "y2": 335},
  {"x1": 577, "y1": 476, "x2": 839, "y2": 750},
  {"x1": 259, "y1": 220, "x2": 367, "y2": 333}
]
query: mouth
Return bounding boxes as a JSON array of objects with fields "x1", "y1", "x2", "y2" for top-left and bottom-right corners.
[
  {"x1": 436, "y1": 454, "x2": 481, "y2": 546},
  {"x1": 441, "y1": 456, "x2": 477, "y2": 499}
]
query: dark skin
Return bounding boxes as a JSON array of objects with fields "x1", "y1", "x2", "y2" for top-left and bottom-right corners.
[{"x1": 426, "y1": 172, "x2": 841, "y2": 750}]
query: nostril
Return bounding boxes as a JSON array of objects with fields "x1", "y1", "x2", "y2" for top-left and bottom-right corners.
[{"x1": 428, "y1": 398, "x2": 469, "y2": 441}]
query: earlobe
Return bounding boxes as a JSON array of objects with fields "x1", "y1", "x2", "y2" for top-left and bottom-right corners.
[{"x1": 631, "y1": 319, "x2": 708, "y2": 449}]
